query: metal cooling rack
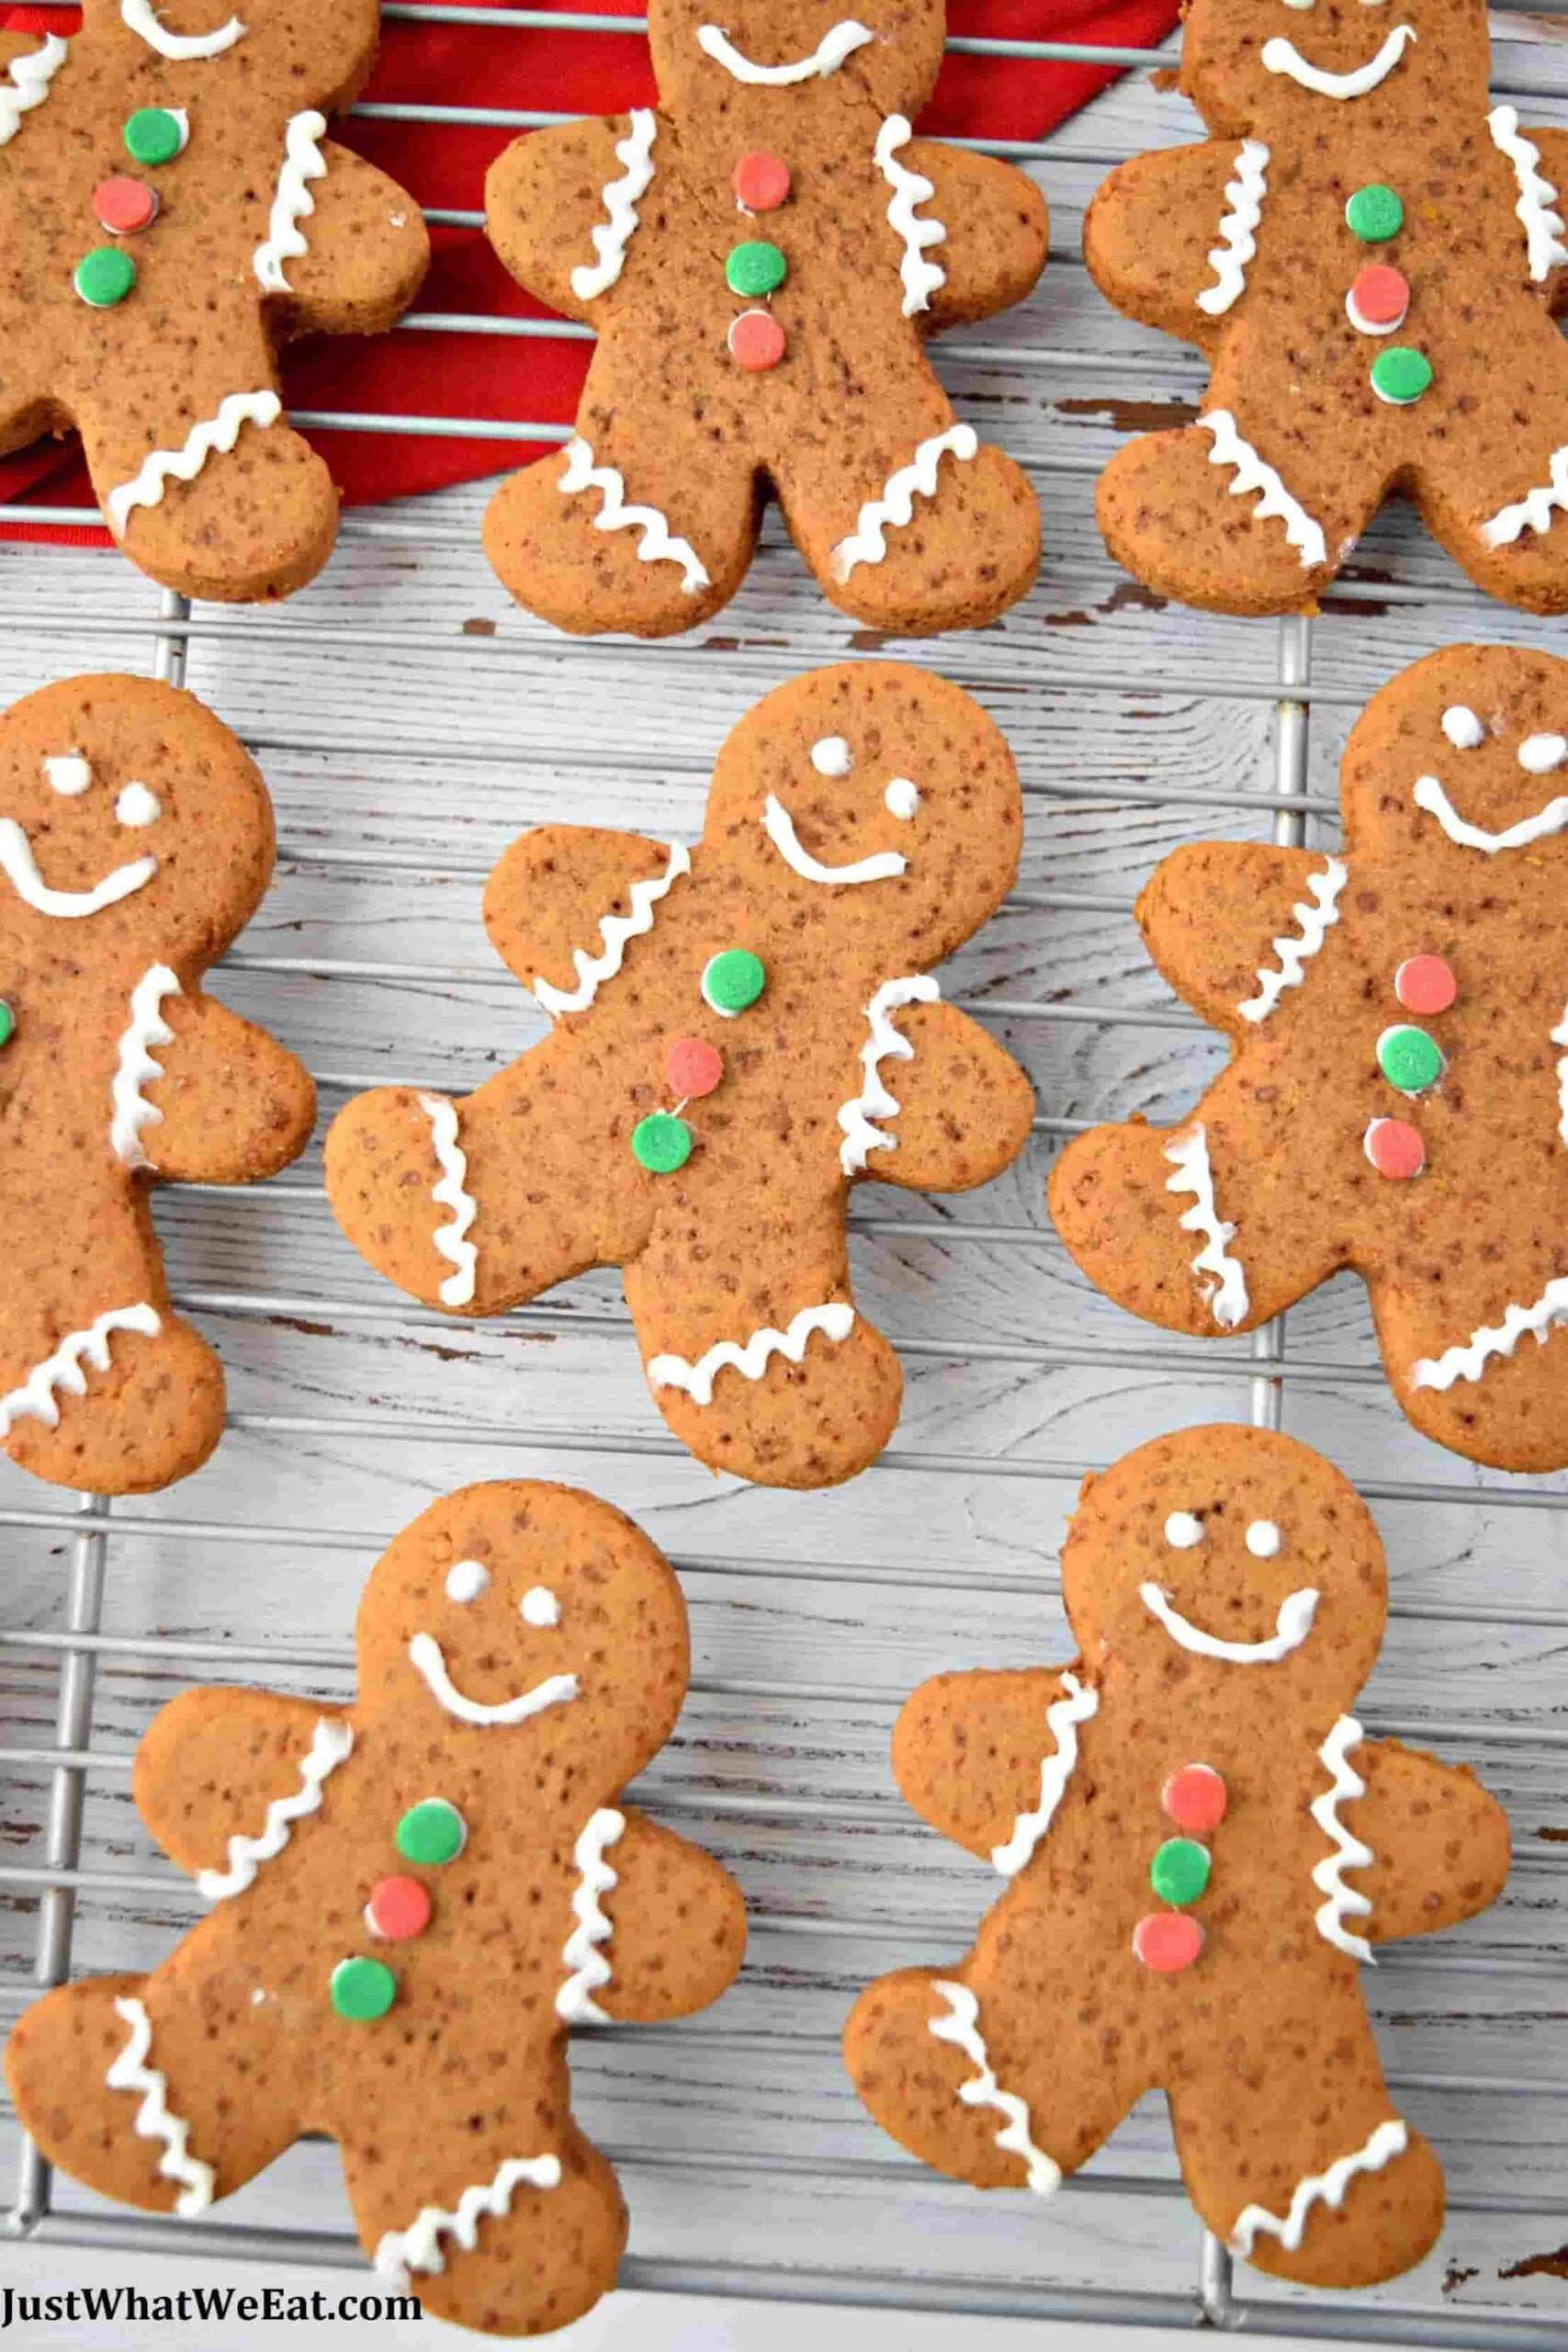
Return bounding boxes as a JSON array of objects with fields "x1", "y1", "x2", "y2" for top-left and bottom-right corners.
[{"x1": 1, "y1": 6, "x2": 1566, "y2": 2342}]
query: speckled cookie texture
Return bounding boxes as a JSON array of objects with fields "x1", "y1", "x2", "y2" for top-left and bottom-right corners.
[
  {"x1": 0, "y1": 673, "x2": 313, "y2": 1497},
  {"x1": 7, "y1": 1481, "x2": 747, "y2": 2338},
  {"x1": 1085, "y1": 0, "x2": 1568, "y2": 615},
  {"x1": 1051, "y1": 644, "x2": 1568, "y2": 1474},
  {"x1": 481, "y1": 0, "x2": 1046, "y2": 639},
  {"x1": 324, "y1": 662, "x2": 1035, "y2": 1490},
  {"x1": 845, "y1": 1425, "x2": 1510, "y2": 2290},
  {"x1": 0, "y1": 0, "x2": 428, "y2": 601}
]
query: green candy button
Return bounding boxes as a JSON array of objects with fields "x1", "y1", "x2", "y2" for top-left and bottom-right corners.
[
  {"x1": 1149, "y1": 1836, "x2": 1212, "y2": 1907},
  {"x1": 1378, "y1": 1023, "x2": 1443, "y2": 1095},
  {"x1": 1371, "y1": 345, "x2": 1432, "y2": 405},
  {"x1": 124, "y1": 106, "x2": 186, "y2": 166},
  {"x1": 702, "y1": 948, "x2": 766, "y2": 1017},
  {"x1": 395, "y1": 1797, "x2": 467, "y2": 1867},
  {"x1": 1346, "y1": 183, "x2": 1403, "y2": 243},
  {"x1": 726, "y1": 240, "x2": 786, "y2": 298},
  {"x1": 74, "y1": 247, "x2": 136, "y2": 308},
  {"x1": 631, "y1": 1111, "x2": 693, "y2": 1174},
  {"x1": 331, "y1": 1955, "x2": 397, "y2": 2021},
  {"x1": 0, "y1": 1001, "x2": 14, "y2": 1048}
]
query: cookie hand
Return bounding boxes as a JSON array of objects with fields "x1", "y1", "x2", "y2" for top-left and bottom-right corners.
[
  {"x1": 487, "y1": 118, "x2": 646, "y2": 325},
  {"x1": 892, "y1": 142, "x2": 1048, "y2": 332},
  {"x1": 892, "y1": 1667, "x2": 1092, "y2": 1864},
  {"x1": 132, "y1": 992, "x2": 315, "y2": 1184},
  {"x1": 482, "y1": 824, "x2": 690, "y2": 1001},
  {"x1": 133, "y1": 1690, "x2": 351, "y2": 1883},
  {"x1": 263, "y1": 139, "x2": 429, "y2": 335},
  {"x1": 1086, "y1": 141, "x2": 1258, "y2": 341},
  {"x1": 562, "y1": 1805, "x2": 746, "y2": 2022},
  {"x1": 1135, "y1": 841, "x2": 1348, "y2": 1031},
  {"x1": 1348, "y1": 1736, "x2": 1512, "y2": 1944},
  {"x1": 842, "y1": 997, "x2": 1033, "y2": 1194}
]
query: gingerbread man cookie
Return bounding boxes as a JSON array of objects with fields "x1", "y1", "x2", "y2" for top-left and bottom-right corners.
[
  {"x1": 0, "y1": 673, "x2": 314, "y2": 1495},
  {"x1": 0, "y1": 0, "x2": 428, "y2": 600},
  {"x1": 481, "y1": 0, "x2": 1047, "y2": 638},
  {"x1": 846, "y1": 1426, "x2": 1510, "y2": 2289},
  {"x1": 7, "y1": 1480, "x2": 747, "y2": 2338},
  {"x1": 1051, "y1": 645, "x2": 1568, "y2": 1474},
  {"x1": 1087, "y1": 0, "x2": 1568, "y2": 614},
  {"x1": 324, "y1": 664, "x2": 1034, "y2": 1489}
]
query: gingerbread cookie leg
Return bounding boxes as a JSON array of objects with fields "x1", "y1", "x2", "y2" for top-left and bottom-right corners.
[{"x1": 3, "y1": 1295, "x2": 225, "y2": 1496}]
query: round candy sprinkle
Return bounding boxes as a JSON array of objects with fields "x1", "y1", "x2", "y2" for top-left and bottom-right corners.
[
  {"x1": 631, "y1": 1111, "x2": 694, "y2": 1174},
  {"x1": 365, "y1": 1875, "x2": 432, "y2": 1942},
  {"x1": 1133, "y1": 1912, "x2": 1203, "y2": 1974},
  {"x1": 395, "y1": 1797, "x2": 467, "y2": 1868},
  {"x1": 1346, "y1": 263, "x2": 1408, "y2": 335},
  {"x1": 1394, "y1": 954, "x2": 1456, "y2": 1016},
  {"x1": 0, "y1": 1001, "x2": 13, "y2": 1049},
  {"x1": 1149, "y1": 1836, "x2": 1212, "y2": 1906},
  {"x1": 732, "y1": 151, "x2": 790, "y2": 211},
  {"x1": 124, "y1": 106, "x2": 187, "y2": 166},
  {"x1": 726, "y1": 240, "x2": 786, "y2": 298},
  {"x1": 728, "y1": 309, "x2": 786, "y2": 371},
  {"x1": 702, "y1": 948, "x2": 766, "y2": 1017},
  {"x1": 1346, "y1": 183, "x2": 1403, "y2": 243},
  {"x1": 1371, "y1": 345, "x2": 1432, "y2": 405},
  {"x1": 93, "y1": 175, "x2": 158, "y2": 235},
  {"x1": 330, "y1": 1954, "x2": 397, "y2": 2020},
  {"x1": 74, "y1": 247, "x2": 136, "y2": 308},
  {"x1": 665, "y1": 1035, "x2": 724, "y2": 1099},
  {"x1": 1364, "y1": 1116, "x2": 1426, "y2": 1180},
  {"x1": 1377, "y1": 1023, "x2": 1444, "y2": 1095},
  {"x1": 1161, "y1": 1763, "x2": 1227, "y2": 1835}
]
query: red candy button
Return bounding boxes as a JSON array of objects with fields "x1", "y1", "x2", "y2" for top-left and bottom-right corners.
[
  {"x1": 1133, "y1": 1913, "x2": 1203, "y2": 1974},
  {"x1": 1364, "y1": 1116, "x2": 1426, "y2": 1180},
  {"x1": 1161, "y1": 1762, "x2": 1227, "y2": 1835},
  {"x1": 1394, "y1": 954, "x2": 1457, "y2": 1015},
  {"x1": 666, "y1": 1035, "x2": 724, "y2": 1098},
  {"x1": 728, "y1": 310, "x2": 786, "y2": 372},
  {"x1": 733, "y1": 151, "x2": 790, "y2": 211},
  {"x1": 365, "y1": 1875, "x2": 432, "y2": 1941},
  {"x1": 1347, "y1": 264, "x2": 1409, "y2": 334},
  {"x1": 94, "y1": 175, "x2": 158, "y2": 235}
]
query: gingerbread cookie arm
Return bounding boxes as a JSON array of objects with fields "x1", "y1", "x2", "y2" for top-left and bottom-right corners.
[
  {"x1": 1136, "y1": 841, "x2": 1348, "y2": 1032},
  {"x1": 558, "y1": 1805, "x2": 746, "y2": 2024},
  {"x1": 1085, "y1": 142, "x2": 1248, "y2": 342},
  {"x1": 481, "y1": 823, "x2": 691, "y2": 997},
  {"x1": 895, "y1": 142, "x2": 1048, "y2": 331},
  {"x1": 840, "y1": 997, "x2": 1034, "y2": 1194},
  {"x1": 486, "y1": 118, "x2": 645, "y2": 326},
  {"x1": 132, "y1": 1689, "x2": 353, "y2": 1883},
  {"x1": 134, "y1": 993, "x2": 315, "y2": 1184},
  {"x1": 1349, "y1": 1738, "x2": 1512, "y2": 1944},
  {"x1": 891, "y1": 1666, "x2": 1093, "y2": 1864},
  {"x1": 263, "y1": 138, "x2": 429, "y2": 337}
]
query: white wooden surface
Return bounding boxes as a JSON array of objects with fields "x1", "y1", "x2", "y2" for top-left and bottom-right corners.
[{"x1": 3, "y1": 18, "x2": 1568, "y2": 2346}]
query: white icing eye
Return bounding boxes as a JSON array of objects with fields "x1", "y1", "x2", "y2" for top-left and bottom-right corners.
[
  {"x1": 43, "y1": 752, "x2": 91, "y2": 797},
  {"x1": 445, "y1": 1559, "x2": 490, "y2": 1603},
  {"x1": 810, "y1": 736, "x2": 853, "y2": 777},
  {"x1": 1518, "y1": 732, "x2": 1568, "y2": 775},
  {"x1": 520, "y1": 1585, "x2": 559, "y2": 1627},
  {"x1": 116, "y1": 783, "x2": 160, "y2": 829},
  {"x1": 884, "y1": 777, "x2": 920, "y2": 820},
  {"x1": 1280, "y1": 0, "x2": 1314, "y2": 12},
  {"x1": 1441, "y1": 706, "x2": 1484, "y2": 750},
  {"x1": 1246, "y1": 1520, "x2": 1282, "y2": 1557},
  {"x1": 1164, "y1": 1511, "x2": 1204, "y2": 1549}
]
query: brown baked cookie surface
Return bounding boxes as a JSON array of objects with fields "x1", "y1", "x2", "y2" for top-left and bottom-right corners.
[
  {"x1": 481, "y1": 0, "x2": 1046, "y2": 638},
  {"x1": 1051, "y1": 644, "x2": 1568, "y2": 1474},
  {"x1": 1086, "y1": 0, "x2": 1568, "y2": 615},
  {"x1": 0, "y1": 0, "x2": 428, "y2": 601},
  {"x1": 324, "y1": 662, "x2": 1034, "y2": 1490},
  {"x1": 6, "y1": 1480, "x2": 747, "y2": 2338},
  {"x1": 844, "y1": 1425, "x2": 1510, "y2": 2290},
  {"x1": 0, "y1": 673, "x2": 314, "y2": 1496}
]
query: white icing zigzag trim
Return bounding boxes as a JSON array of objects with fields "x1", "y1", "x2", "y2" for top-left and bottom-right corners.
[
  {"x1": 418, "y1": 1094, "x2": 478, "y2": 1308},
  {"x1": 107, "y1": 392, "x2": 283, "y2": 535},
  {"x1": 991, "y1": 1671, "x2": 1098, "y2": 1877},
  {"x1": 109, "y1": 964, "x2": 180, "y2": 1169},
  {"x1": 1231, "y1": 2119, "x2": 1408, "y2": 2256},
  {"x1": 838, "y1": 976, "x2": 939, "y2": 1175},
  {"x1": 571, "y1": 110, "x2": 656, "y2": 301},
  {"x1": 531, "y1": 840, "x2": 691, "y2": 1016},
  {"x1": 106, "y1": 1996, "x2": 216, "y2": 2217},
  {"x1": 1196, "y1": 140, "x2": 1269, "y2": 318},
  {"x1": 647, "y1": 1301, "x2": 856, "y2": 1408},
  {"x1": 695, "y1": 19, "x2": 871, "y2": 84},
  {"x1": 1235, "y1": 857, "x2": 1347, "y2": 1024},
  {"x1": 1489, "y1": 106, "x2": 1568, "y2": 282},
  {"x1": 120, "y1": 0, "x2": 244, "y2": 59},
  {"x1": 1309, "y1": 1714, "x2": 1375, "y2": 1963},
  {"x1": 197, "y1": 1717, "x2": 354, "y2": 1901},
  {"x1": 558, "y1": 437, "x2": 709, "y2": 594},
  {"x1": 1141, "y1": 1582, "x2": 1319, "y2": 1665},
  {"x1": 556, "y1": 1805, "x2": 626, "y2": 2023},
  {"x1": 1164, "y1": 1125, "x2": 1249, "y2": 1329},
  {"x1": 1555, "y1": 1002, "x2": 1568, "y2": 1148},
  {"x1": 1198, "y1": 412, "x2": 1327, "y2": 570},
  {"x1": 0, "y1": 32, "x2": 66, "y2": 146},
  {"x1": 1483, "y1": 446, "x2": 1568, "y2": 548},
  {"x1": 1412, "y1": 1275, "x2": 1568, "y2": 1391},
  {"x1": 831, "y1": 425, "x2": 978, "y2": 581},
  {"x1": 1413, "y1": 772, "x2": 1568, "y2": 854},
  {"x1": 874, "y1": 116, "x2": 946, "y2": 318},
  {"x1": 929, "y1": 1981, "x2": 1061, "y2": 2195},
  {"x1": 374, "y1": 2154, "x2": 563, "y2": 2283},
  {"x1": 0, "y1": 1305, "x2": 161, "y2": 1438},
  {"x1": 254, "y1": 110, "x2": 328, "y2": 295}
]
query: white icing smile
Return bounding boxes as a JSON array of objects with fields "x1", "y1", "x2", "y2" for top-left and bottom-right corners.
[
  {"x1": 696, "y1": 18, "x2": 872, "y2": 83},
  {"x1": 1413, "y1": 772, "x2": 1568, "y2": 854},
  {"x1": 763, "y1": 793, "x2": 907, "y2": 886},
  {"x1": 1260, "y1": 24, "x2": 1414, "y2": 97},
  {"x1": 0, "y1": 818, "x2": 156, "y2": 919},
  {"x1": 120, "y1": 0, "x2": 245, "y2": 60},
  {"x1": 408, "y1": 1630, "x2": 578, "y2": 1725},
  {"x1": 1139, "y1": 1581, "x2": 1320, "y2": 1662}
]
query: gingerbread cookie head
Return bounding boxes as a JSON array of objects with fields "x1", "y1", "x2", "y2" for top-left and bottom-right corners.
[
  {"x1": 1179, "y1": 0, "x2": 1488, "y2": 136},
  {"x1": 102, "y1": 0, "x2": 381, "y2": 99},
  {"x1": 649, "y1": 0, "x2": 945, "y2": 122},
  {"x1": 1337, "y1": 643, "x2": 1568, "y2": 859}
]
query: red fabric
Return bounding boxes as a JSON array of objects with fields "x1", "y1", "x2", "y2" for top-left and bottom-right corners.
[{"x1": 0, "y1": 0, "x2": 1177, "y2": 541}]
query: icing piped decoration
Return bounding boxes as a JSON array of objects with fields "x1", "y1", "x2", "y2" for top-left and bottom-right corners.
[
  {"x1": 374, "y1": 2154, "x2": 564, "y2": 2285},
  {"x1": 1246, "y1": 1519, "x2": 1281, "y2": 1558},
  {"x1": 109, "y1": 963, "x2": 180, "y2": 1168},
  {"x1": 107, "y1": 391, "x2": 283, "y2": 536},
  {"x1": 1518, "y1": 731, "x2": 1568, "y2": 774},
  {"x1": 1164, "y1": 1510, "x2": 1203, "y2": 1548},
  {"x1": 1196, "y1": 412, "x2": 1327, "y2": 569},
  {"x1": 407, "y1": 1632, "x2": 579, "y2": 1726},
  {"x1": 929, "y1": 1982, "x2": 1060, "y2": 2195},
  {"x1": 106, "y1": 1996, "x2": 215, "y2": 2216},
  {"x1": 1140, "y1": 1581, "x2": 1320, "y2": 1663},
  {"x1": 837, "y1": 975, "x2": 940, "y2": 1175},
  {"x1": 1309, "y1": 1714, "x2": 1375, "y2": 1962},
  {"x1": 521, "y1": 1584, "x2": 559, "y2": 1626},
  {"x1": 570, "y1": 110, "x2": 656, "y2": 302},
  {"x1": 1441, "y1": 706, "x2": 1485, "y2": 749},
  {"x1": 1483, "y1": 446, "x2": 1568, "y2": 548},
  {"x1": 0, "y1": 32, "x2": 66, "y2": 147},
  {"x1": 811, "y1": 737, "x2": 852, "y2": 777},
  {"x1": 830, "y1": 426, "x2": 979, "y2": 581},
  {"x1": 1412, "y1": 1273, "x2": 1568, "y2": 1392},
  {"x1": 43, "y1": 752, "x2": 90, "y2": 797},
  {"x1": 1412, "y1": 772, "x2": 1568, "y2": 854},
  {"x1": 254, "y1": 111, "x2": 329, "y2": 295},
  {"x1": 764, "y1": 793, "x2": 908, "y2": 888},
  {"x1": 446, "y1": 1559, "x2": 489, "y2": 1602},
  {"x1": 990, "y1": 1671, "x2": 1098, "y2": 1876},
  {"x1": 1196, "y1": 140, "x2": 1268, "y2": 317},
  {"x1": 1235, "y1": 855, "x2": 1347, "y2": 1023},
  {"x1": 0, "y1": 820, "x2": 155, "y2": 919},
  {"x1": 119, "y1": 0, "x2": 244, "y2": 59},
  {"x1": 0, "y1": 1304, "x2": 161, "y2": 1437},
  {"x1": 558, "y1": 436, "x2": 709, "y2": 594},
  {"x1": 647, "y1": 1301, "x2": 855, "y2": 1407},
  {"x1": 1259, "y1": 25, "x2": 1415, "y2": 99},
  {"x1": 695, "y1": 19, "x2": 872, "y2": 85},
  {"x1": 1164, "y1": 1125, "x2": 1248, "y2": 1329},
  {"x1": 116, "y1": 783, "x2": 160, "y2": 829},
  {"x1": 1554, "y1": 1001, "x2": 1568, "y2": 1149},
  {"x1": 418, "y1": 1093, "x2": 478, "y2": 1309},
  {"x1": 1488, "y1": 107, "x2": 1568, "y2": 282},
  {"x1": 556, "y1": 1805, "x2": 626, "y2": 2023},
  {"x1": 1231, "y1": 2119, "x2": 1408, "y2": 2256},
  {"x1": 197, "y1": 1717, "x2": 354, "y2": 1901},
  {"x1": 874, "y1": 116, "x2": 946, "y2": 318},
  {"x1": 885, "y1": 777, "x2": 919, "y2": 819},
  {"x1": 531, "y1": 840, "x2": 691, "y2": 1016}
]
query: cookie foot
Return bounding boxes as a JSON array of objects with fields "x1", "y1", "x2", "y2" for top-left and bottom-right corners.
[
  {"x1": 813, "y1": 441, "x2": 1040, "y2": 634},
  {"x1": 641, "y1": 1305, "x2": 903, "y2": 1487},
  {"x1": 1097, "y1": 425, "x2": 1337, "y2": 617},
  {"x1": 4, "y1": 1311, "x2": 225, "y2": 1495},
  {"x1": 109, "y1": 421, "x2": 338, "y2": 605}
]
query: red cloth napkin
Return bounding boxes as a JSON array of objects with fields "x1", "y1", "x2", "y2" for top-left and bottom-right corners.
[{"x1": 0, "y1": 0, "x2": 1177, "y2": 541}]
